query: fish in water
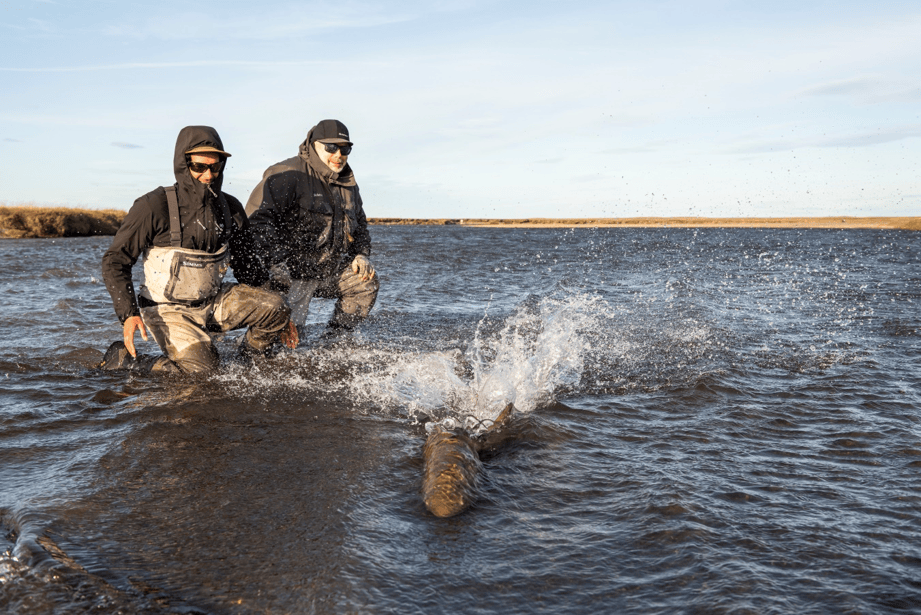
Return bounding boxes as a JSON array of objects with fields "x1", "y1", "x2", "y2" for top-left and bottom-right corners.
[{"x1": 421, "y1": 403, "x2": 514, "y2": 518}]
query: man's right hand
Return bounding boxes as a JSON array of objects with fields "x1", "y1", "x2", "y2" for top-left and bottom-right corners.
[
  {"x1": 351, "y1": 254, "x2": 375, "y2": 281},
  {"x1": 123, "y1": 316, "x2": 148, "y2": 357},
  {"x1": 280, "y1": 320, "x2": 299, "y2": 349}
]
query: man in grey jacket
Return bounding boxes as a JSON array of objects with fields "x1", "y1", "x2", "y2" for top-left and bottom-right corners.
[{"x1": 233, "y1": 119, "x2": 379, "y2": 334}]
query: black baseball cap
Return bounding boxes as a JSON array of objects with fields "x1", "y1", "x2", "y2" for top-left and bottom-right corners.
[{"x1": 311, "y1": 119, "x2": 352, "y2": 144}]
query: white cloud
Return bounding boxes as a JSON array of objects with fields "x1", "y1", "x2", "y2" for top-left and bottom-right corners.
[{"x1": 26, "y1": 17, "x2": 55, "y2": 32}]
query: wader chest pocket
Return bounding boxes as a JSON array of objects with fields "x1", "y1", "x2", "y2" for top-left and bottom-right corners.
[
  {"x1": 143, "y1": 244, "x2": 229, "y2": 304},
  {"x1": 163, "y1": 250, "x2": 228, "y2": 303}
]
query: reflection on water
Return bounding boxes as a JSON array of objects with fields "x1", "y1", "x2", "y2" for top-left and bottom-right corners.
[{"x1": 1, "y1": 228, "x2": 920, "y2": 614}]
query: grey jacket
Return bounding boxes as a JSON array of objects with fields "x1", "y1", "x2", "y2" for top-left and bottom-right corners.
[{"x1": 232, "y1": 128, "x2": 371, "y2": 285}]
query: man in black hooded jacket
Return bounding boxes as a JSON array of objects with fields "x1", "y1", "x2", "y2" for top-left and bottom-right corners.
[
  {"x1": 232, "y1": 119, "x2": 379, "y2": 334},
  {"x1": 100, "y1": 125, "x2": 295, "y2": 373}
]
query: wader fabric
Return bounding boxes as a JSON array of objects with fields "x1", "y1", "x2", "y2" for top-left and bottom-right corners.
[
  {"x1": 142, "y1": 283, "x2": 289, "y2": 373},
  {"x1": 274, "y1": 263, "x2": 379, "y2": 328}
]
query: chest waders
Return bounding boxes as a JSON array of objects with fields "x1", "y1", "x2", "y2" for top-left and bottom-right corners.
[{"x1": 140, "y1": 186, "x2": 233, "y2": 305}]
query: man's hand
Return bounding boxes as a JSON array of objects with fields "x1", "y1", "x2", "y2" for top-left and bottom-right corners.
[
  {"x1": 351, "y1": 254, "x2": 375, "y2": 281},
  {"x1": 123, "y1": 316, "x2": 148, "y2": 357},
  {"x1": 280, "y1": 320, "x2": 299, "y2": 349}
]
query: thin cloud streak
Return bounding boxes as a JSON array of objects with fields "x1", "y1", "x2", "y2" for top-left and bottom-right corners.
[
  {"x1": 799, "y1": 77, "x2": 886, "y2": 97},
  {"x1": 0, "y1": 59, "x2": 351, "y2": 72},
  {"x1": 111, "y1": 142, "x2": 143, "y2": 149},
  {"x1": 727, "y1": 125, "x2": 921, "y2": 154},
  {"x1": 600, "y1": 141, "x2": 680, "y2": 155},
  {"x1": 797, "y1": 77, "x2": 921, "y2": 103},
  {"x1": 97, "y1": 2, "x2": 465, "y2": 42}
]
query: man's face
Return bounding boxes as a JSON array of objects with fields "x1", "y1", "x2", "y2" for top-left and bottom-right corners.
[
  {"x1": 314, "y1": 141, "x2": 349, "y2": 173},
  {"x1": 188, "y1": 153, "x2": 222, "y2": 184}
]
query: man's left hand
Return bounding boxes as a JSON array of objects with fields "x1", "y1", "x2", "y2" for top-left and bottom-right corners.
[{"x1": 351, "y1": 255, "x2": 375, "y2": 281}]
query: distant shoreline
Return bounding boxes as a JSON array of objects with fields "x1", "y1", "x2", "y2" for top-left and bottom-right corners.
[
  {"x1": 1, "y1": 205, "x2": 918, "y2": 237},
  {"x1": 369, "y1": 216, "x2": 921, "y2": 230}
]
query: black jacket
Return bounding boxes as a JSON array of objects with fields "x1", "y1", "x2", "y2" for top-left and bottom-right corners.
[
  {"x1": 232, "y1": 127, "x2": 371, "y2": 286},
  {"x1": 102, "y1": 126, "x2": 247, "y2": 323}
]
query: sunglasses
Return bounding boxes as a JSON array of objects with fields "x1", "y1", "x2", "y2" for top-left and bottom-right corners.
[
  {"x1": 187, "y1": 161, "x2": 223, "y2": 174},
  {"x1": 322, "y1": 142, "x2": 352, "y2": 155}
]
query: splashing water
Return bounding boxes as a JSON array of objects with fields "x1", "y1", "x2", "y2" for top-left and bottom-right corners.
[{"x1": 349, "y1": 293, "x2": 605, "y2": 433}]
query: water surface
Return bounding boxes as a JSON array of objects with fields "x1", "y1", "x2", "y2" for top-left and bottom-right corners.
[{"x1": 1, "y1": 227, "x2": 920, "y2": 614}]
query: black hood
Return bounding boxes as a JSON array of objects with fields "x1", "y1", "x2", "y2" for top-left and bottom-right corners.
[
  {"x1": 173, "y1": 125, "x2": 227, "y2": 210},
  {"x1": 297, "y1": 124, "x2": 356, "y2": 186}
]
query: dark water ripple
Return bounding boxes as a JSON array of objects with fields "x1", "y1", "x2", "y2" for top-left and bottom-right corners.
[{"x1": 1, "y1": 229, "x2": 920, "y2": 613}]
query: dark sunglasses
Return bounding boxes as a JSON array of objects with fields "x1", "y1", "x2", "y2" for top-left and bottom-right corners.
[
  {"x1": 322, "y1": 142, "x2": 352, "y2": 155},
  {"x1": 187, "y1": 161, "x2": 222, "y2": 174}
]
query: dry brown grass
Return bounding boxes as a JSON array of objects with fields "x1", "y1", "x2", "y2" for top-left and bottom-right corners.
[
  {"x1": 0, "y1": 204, "x2": 126, "y2": 238},
  {"x1": 369, "y1": 216, "x2": 921, "y2": 230}
]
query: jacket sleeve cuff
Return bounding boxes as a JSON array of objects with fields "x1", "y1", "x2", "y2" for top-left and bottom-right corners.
[{"x1": 119, "y1": 308, "x2": 140, "y2": 324}]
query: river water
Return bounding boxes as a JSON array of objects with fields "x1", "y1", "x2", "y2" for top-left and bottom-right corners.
[{"x1": 1, "y1": 226, "x2": 919, "y2": 614}]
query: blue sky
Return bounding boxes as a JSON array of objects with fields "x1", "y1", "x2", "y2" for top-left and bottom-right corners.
[{"x1": 1, "y1": 1, "x2": 919, "y2": 218}]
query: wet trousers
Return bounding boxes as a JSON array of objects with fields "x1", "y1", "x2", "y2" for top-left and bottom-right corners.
[
  {"x1": 271, "y1": 266, "x2": 379, "y2": 328},
  {"x1": 140, "y1": 282, "x2": 290, "y2": 373}
]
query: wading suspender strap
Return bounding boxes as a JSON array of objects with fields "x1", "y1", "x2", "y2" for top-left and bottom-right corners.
[{"x1": 164, "y1": 186, "x2": 182, "y2": 248}]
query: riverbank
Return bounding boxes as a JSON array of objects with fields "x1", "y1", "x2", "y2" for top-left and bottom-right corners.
[
  {"x1": 0, "y1": 205, "x2": 124, "y2": 238},
  {"x1": 2, "y1": 205, "x2": 918, "y2": 237}
]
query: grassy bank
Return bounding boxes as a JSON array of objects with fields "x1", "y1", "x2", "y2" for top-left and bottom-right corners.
[
  {"x1": 2, "y1": 205, "x2": 918, "y2": 238},
  {"x1": 1, "y1": 205, "x2": 126, "y2": 238}
]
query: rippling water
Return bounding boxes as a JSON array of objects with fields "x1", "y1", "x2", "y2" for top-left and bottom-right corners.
[{"x1": 1, "y1": 227, "x2": 919, "y2": 614}]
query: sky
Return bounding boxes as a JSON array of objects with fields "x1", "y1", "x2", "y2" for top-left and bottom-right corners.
[{"x1": 1, "y1": 0, "x2": 919, "y2": 219}]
